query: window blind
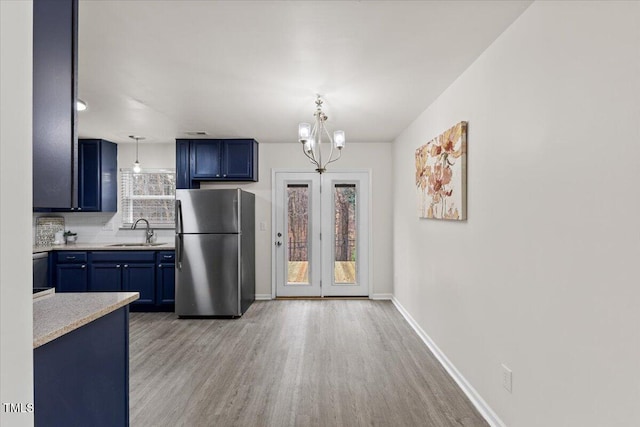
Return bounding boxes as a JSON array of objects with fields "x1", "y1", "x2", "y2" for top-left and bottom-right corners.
[{"x1": 120, "y1": 169, "x2": 176, "y2": 227}]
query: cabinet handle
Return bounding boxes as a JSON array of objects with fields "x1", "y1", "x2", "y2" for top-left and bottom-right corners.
[
  {"x1": 66, "y1": 256, "x2": 76, "y2": 260},
  {"x1": 158, "y1": 264, "x2": 162, "y2": 268},
  {"x1": 223, "y1": 174, "x2": 227, "y2": 178},
  {"x1": 116, "y1": 264, "x2": 121, "y2": 268},
  {"x1": 81, "y1": 265, "x2": 86, "y2": 269},
  {"x1": 124, "y1": 264, "x2": 129, "y2": 268},
  {"x1": 216, "y1": 174, "x2": 220, "y2": 177},
  {"x1": 77, "y1": 208, "x2": 82, "y2": 211},
  {"x1": 163, "y1": 255, "x2": 172, "y2": 259}
]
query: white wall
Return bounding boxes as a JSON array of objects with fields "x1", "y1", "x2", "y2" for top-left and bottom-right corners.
[
  {"x1": 1, "y1": 1, "x2": 34, "y2": 426},
  {"x1": 392, "y1": 1, "x2": 640, "y2": 426},
  {"x1": 201, "y1": 142, "x2": 394, "y2": 298}
]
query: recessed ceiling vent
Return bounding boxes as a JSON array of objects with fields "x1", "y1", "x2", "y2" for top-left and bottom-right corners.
[{"x1": 185, "y1": 131, "x2": 208, "y2": 136}]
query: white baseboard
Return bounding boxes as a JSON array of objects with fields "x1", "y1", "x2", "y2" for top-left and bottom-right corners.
[
  {"x1": 370, "y1": 293, "x2": 393, "y2": 300},
  {"x1": 255, "y1": 294, "x2": 273, "y2": 301},
  {"x1": 391, "y1": 297, "x2": 505, "y2": 427}
]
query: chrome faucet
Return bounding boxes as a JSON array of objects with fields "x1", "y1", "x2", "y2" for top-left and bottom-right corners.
[{"x1": 131, "y1": 218, "x2": 155, "y2": 244}]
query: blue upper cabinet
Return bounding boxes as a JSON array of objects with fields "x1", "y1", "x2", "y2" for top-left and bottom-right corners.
[
  {"x1": 33, "y1": 0, "x2": 78, "y2": 209},
  {"x1": 191, "y1": 140, "x2": 223, "y2": 180},
  {"x1": 176, "y1": 139, "x2": 258, "y2": 189},
  {"x1": 176, "y1": 140, "x2": 190, "y2": 189},
  {"x1": 78, "y1": 139, "x2": 117, "y2": 212},
  {"x1": 223, "y1": 139, "x2": 257, "y2": 179}
]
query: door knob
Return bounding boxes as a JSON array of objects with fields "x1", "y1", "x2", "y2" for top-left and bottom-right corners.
[{"x1": 275, "y1": 241, "x2": 282, "y2": 247}]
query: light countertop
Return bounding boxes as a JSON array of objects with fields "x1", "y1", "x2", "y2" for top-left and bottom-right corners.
[
  {"x1": 33, "y1": 292, "x2": 139, "y2": 348},
  {"x1": 33, "y1": 242, "x2": 175, "y2": 253}
]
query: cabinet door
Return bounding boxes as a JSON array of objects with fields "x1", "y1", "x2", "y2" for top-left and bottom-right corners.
[
  {"x1": 56, "y1": 264, "x2": 88, "y2": 292},
  {"x1": 78, "y1": 139, "x2": 117, "y2": 212},
  {"x1": 78, "y1": 139, "x2": 100, "y2": 211},
  {"x1": 222, "y1": 140, "x2": 255, "y2": 179},
  {"x1": 176, "y1": 140, "x2": 191, "y2": 189},
  {"x1": 100, "y1": 140, "x2": 117, "y2": 212},
  {"x1": 123, "y1": 263, "x2": 156, "y2": 305},
  {"x1": 190, "y1": 140, "x2": 222, "y2": 179},
  {"x1": 33, "y1": 0, "x2": 78, "y2": 209},
  {"x1": 89, "y1": 264, "x2": 123, "y2": 291},
  {"x1": 157, "y1": 263, "x2": 175, "y2": 305}
]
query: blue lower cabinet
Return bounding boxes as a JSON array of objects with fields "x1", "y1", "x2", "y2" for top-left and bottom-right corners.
[
  {"x1": 89, "y1": 263, "x2": 123, "y2": 291},
  {"x1": 56, "y1": 264, "x2": 88, "y2": 292},
  {"x1": 158, "y1": 263, "x2": 175, "y2": 305},
  {"x1": 34, "y1": 307, "x2": 129, "y2": 426},
  {"x1": 51, "y1": 250, "x2": 175, "y2": 311},
  {"x1": 123, "y1": 263, "x2": 156, "y2": 305}
]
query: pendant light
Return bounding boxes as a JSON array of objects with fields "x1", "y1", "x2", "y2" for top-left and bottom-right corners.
[
  {"x1": 129, "y1": 135, "x2": 145, "y2": 173},
  {"x1": 298, "y1": 95, "x2": 345, "y2": 174}
]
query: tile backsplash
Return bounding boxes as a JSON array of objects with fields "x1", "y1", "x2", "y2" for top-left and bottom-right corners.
[{"x1": 33, "y1": 212, "x2": 175, "y2": 246}]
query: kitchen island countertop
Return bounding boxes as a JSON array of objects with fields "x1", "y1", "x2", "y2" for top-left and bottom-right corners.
[{"x1": 33, "y1": 292, "x2": 139, "y2": 348}]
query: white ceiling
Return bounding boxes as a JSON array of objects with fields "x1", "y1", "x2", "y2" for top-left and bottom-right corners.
[{"x1": 77, "y1": 0, "x2": 532, "y2": 144}]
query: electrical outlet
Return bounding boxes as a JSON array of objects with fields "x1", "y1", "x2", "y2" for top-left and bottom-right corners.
[
  {"x1": 259, "y1": 221, "x2": 267, "y2": 231},
  {"x1": 501, "y1": 364, "x2": 513, "y2": 393}
]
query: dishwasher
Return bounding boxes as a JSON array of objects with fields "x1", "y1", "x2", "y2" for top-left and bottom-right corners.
[{"x1": 33, "y1": 252, "x2": 50, "y2": 289}]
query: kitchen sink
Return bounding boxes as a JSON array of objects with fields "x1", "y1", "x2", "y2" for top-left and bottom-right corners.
[{"x1": 106, "y1": 243, "x2": 167, "y2": 247}]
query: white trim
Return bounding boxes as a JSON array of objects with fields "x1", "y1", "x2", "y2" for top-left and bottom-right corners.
[
  {"x1": 255, "y1": 294, "x2": 272, "y2": 301},
  {"x1": 391, "y1": 297, "x2": 506, "y2": 427},
  {"x1": 370, "y1": 293, "x2": 393, "y2": 300},
  {"x1": 271, "y1": 169, "x2": 277, "y2": 299}
]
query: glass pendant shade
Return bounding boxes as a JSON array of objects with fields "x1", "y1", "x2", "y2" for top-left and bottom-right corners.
[
  {"x1": 298, "y1": 123, "x2": 311, "y2": 142},
  {"x1": 304, "y1": 139, "x2": 313, "y2": 154},
  {"x1": 133, "y1": 161, "x2": 141, "y2": 173},
  {"x1": 334, "y1": 130, "x2": 345, "y2": 149}
]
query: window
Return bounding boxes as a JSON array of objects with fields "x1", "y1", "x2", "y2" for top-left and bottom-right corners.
[{"x1": 120, "y1": 169, "x2": 176, "y2": 227}]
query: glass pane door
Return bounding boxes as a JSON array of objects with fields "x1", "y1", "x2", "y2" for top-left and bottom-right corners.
[
  {"x1": 274, "y1": 172, "x2": 321, "y2": 297},
  {"x1": 274, "y1": 171, "x2": 369, "y2": 298},
  {"x1": 321, "y1": 172, "x2": 369, "y2": 297},
  {"x1": 287, "y1": 185, "x2": 310, "y2": 285},
  {"x1": 334, "y1": 184, "x2": 357, "y2": 284}
]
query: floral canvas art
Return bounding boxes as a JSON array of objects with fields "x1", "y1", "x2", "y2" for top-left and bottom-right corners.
[{"x1": 415, "y1": 121, "x2": 467, "y2": 220}]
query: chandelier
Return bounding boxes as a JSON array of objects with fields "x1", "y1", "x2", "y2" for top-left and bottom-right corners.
[{"x1": 298, "y1": 95, "x2": 345, "y2": 174}]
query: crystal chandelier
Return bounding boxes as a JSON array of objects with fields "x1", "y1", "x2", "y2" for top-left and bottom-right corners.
[{"x1": 298, "y1": 95, "x2": 345, "y2": 174}]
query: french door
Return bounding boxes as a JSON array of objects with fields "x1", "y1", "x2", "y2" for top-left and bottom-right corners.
[{"x1": 273, "y1": 171, "x2": 369, "y2": 297}]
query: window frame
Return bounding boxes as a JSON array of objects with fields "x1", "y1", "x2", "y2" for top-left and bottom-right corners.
[{"x1": 120, "y1": 168, "x2": 176, "y2": 229}]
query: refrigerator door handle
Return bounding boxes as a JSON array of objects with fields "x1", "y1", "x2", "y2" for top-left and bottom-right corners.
[
  {"x1": 176, "y1": 199, "x2": 184, "y2": 235},
  {"x1": 176, "y1": 199, "x2": 184, "y2": 269}
]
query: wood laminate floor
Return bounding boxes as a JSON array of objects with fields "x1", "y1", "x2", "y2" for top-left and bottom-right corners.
[{"x1": 129, "y1": 300, "x2": 488, "y2": 427}]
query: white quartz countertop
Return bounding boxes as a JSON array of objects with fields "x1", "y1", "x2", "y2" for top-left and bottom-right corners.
[
  {"x1": 33, "y1": 292, "x2": 139, "y2": 348},
  {"x1": 33, "y1": 242, "x2": 175, "y2": 253}
]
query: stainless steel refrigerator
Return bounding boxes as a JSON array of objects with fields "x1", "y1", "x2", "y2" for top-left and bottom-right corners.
[{"x1": 175, "y1": 188, "x2": 255, "y2": 317}]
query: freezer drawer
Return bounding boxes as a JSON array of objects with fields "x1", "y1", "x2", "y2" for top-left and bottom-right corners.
[{"x1": 175, "y1": 234, "x2": 240, "y2": 316}]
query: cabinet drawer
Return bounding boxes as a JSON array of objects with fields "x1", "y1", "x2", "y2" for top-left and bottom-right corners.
[
  {"x1": 157, "y1": 251, "x2": 175, "y2": 262},
  {"x1": 90, "y1": 251, "x2": 156, "y2": 262},
  {"x1": 56, "y1": 252, "x2": 88, "y2": 263}
]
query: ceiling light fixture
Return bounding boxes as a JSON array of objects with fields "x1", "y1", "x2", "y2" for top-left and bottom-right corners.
[
  {"x1": 298, "y1": 95, "x2": 345, "y2": 174},
  {"x1": 76, "y1": 99, "x2": 87, "y2": 111},
  {"x1": 129, "y1": 135, "x2": 145, "y2": 173}
]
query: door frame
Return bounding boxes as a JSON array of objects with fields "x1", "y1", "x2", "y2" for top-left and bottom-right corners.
[{"x1": 271, "y1": 169, "x2": 373, "y2": 299}]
